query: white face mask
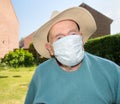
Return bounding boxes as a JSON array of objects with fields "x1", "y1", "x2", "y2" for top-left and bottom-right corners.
[{"x1": 53, "y1": 35, "x2": 84, "y2": 67}]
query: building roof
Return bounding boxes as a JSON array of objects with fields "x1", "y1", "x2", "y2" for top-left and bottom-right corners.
[{"x1": 80, "y1": 3, "x2": 113, "y2": 24}]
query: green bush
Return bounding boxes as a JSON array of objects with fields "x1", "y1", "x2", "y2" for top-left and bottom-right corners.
[
  {"x1": 29, "y1": 43, "x2": 48, "y2": 65},
  {"x1": 84, "y1": 33, "x2": 120, "y2": 65},
  {"x1": 3, "y1": 49, "x2": 34, "y2": 68}
]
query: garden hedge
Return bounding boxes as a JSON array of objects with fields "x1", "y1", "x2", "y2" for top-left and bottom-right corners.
[{"x1": 84, "y1": 33, "x2": 120, "y2": 66}]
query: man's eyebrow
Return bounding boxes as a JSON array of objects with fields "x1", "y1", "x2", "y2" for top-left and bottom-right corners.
[
  {"x1": 68, "y1": 28, "x2": 79, "y2": 33},
  {"x1": 55, "y1": 29, "x2": 79, "y2": 37},
  {"x1": 56, "y1": 33, "x2": 63, "y2": 36},
  {"x1": 55, "y1": 29, "x2": 78, "y2": 37}
]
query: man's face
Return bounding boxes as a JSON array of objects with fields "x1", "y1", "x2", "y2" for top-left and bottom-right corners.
[
  {"x1": 45, "y1": 20, "x2": 82, "y2": 56},
  {"x1": 49, "y1": 20, "x2": 81, "y2": 43}
]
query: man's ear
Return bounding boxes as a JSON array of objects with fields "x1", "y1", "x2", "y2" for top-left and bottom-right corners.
[{"x1": 45, "y1": 43, "x2": 54, "y2": 56}]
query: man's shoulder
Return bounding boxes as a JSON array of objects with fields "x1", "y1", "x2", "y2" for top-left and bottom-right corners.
[
  {"x1": 38, "y1": 58, "x2": 54, "y2": 67},
  {"x1": 85, "y1": 52, "x2": 119, "y2": 68},
  {"x1": 35, "y1": 58, "x2": 56, "y2": 73}
]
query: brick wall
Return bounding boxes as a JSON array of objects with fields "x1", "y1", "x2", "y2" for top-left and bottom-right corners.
[
  {"x1": 21, "y1": 32, "x2": 35, "y2": 49},
  {"x1": 80, "y1": 3, "x2": 113, "y2": 38},
  {"x1": 0, "y1": 0, "x2": 19, "y2": 58}
]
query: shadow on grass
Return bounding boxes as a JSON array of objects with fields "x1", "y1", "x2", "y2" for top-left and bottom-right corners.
[
  {"x1": 19, "y1": 83, "x2": 29, "y2": 87},
  {"x1": 12, "y1": 75, "x2": 21, "y2": 78},
  {"x1": 0, "y1": 75, "x2": 22, "y2": 78},
  {"x1": 0, "y1": 75, "x2": 8, "y2": 78}
]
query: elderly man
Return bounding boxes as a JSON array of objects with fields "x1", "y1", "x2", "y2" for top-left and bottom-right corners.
[{"x1": 25, "y1": 7, "x2": 120, "y2": 104}]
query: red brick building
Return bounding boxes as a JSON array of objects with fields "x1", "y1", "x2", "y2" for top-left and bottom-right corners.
[
  {"x1": 19, "y1": 32, "x2": 35, "y2": 49},
  {"x1": 0, "y1": 0, "x2": 19, "y2": 58},
  {"x1": 80, "y1": 3, "x2": 113, "y2": 38}
]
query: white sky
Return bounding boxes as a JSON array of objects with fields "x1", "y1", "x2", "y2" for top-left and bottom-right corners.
[{"x1": 11, "y1": 0, "x2": 120, "y2": 40}]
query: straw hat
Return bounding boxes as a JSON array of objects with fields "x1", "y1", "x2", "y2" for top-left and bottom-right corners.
[{"x1": 33, "y1": 7, "x2": 97, "y2": 58}]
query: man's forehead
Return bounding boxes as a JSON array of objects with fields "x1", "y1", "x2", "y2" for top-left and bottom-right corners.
[{"x1": 47, "y1": 20, "x2": 80, "y2": 42}]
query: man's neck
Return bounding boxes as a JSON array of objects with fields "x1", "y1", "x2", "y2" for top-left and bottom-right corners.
[{"x1": 59, "y1": 62, "x2": 82, "y2": 72}]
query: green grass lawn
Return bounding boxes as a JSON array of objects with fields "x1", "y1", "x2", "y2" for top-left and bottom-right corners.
[{"x1": 0, "y1": 67, "x2": 35, "y2": 104}]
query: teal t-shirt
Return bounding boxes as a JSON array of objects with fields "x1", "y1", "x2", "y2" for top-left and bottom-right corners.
[{"x1": 25, "y1": 52, "x2": 120, "y2": 104}]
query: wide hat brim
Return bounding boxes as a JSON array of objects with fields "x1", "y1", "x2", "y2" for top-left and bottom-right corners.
[{"x1": 33, "y1": 7, "x2": 97, "y2": 58}]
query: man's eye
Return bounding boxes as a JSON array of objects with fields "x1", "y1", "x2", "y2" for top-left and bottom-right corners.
[
  {"x1": 56, "y1": 35, "x2": 64, "y2": 40},
  {"x1": 57, "y1": 37, "x2": 62, "y2": 40},
  {"x1": 69, "y1": 32, "x2": 76, "y2": 35},
  {"x1": 55, "y1": 37, "x2": 62, "y2": 41},
  {"x1": 72, "y1": 33, "x2": 76, "y2": 35}
]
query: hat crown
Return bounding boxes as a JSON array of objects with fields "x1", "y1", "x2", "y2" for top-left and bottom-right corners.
[{"x1": 51, "y1": 10, "x2": 60, "y2": 18}]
